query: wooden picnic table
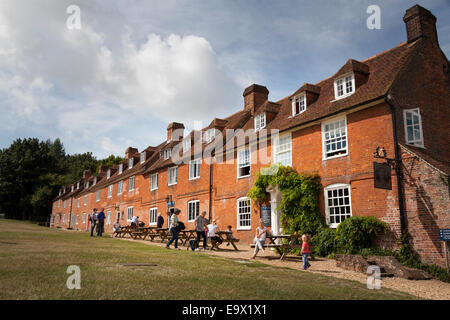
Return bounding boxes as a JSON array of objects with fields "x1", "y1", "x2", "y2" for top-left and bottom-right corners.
[
  {"x1": 113, "y1": 226, "x2": 136, "y2": 238},
  {"x1": 250, "y1": 234, "x2": 302, "y2": 260},
  {"x1": 131, "y1": 226, "x2": 158, "y2": 240},
  {"x1": 215, "y1": 231, "x2": 240, "y2": 251},
  {"x1": 178, "y1": 230, "x2": 197, "y2": 246},
  {"x1": 155, "y1": 228, "x2": 170, "y2": 243}
]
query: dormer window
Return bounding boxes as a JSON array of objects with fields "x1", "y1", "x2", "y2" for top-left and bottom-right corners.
[
  {"x1": 93, "y1": 177, "x2": 97, "y2": 185},
  {"x1": 205, "y1": 128, "x2": 215, "y2": 143},
  {"x1": 77, "y1": 182, "x2": 80, "y2": 190},
  {"x1": 107, "y1": 169, "x2": 111, "y2": 179},
  {"x1": 292, "y1": 94, "x2": 306, "y2": 116},
  {"x1": 85, "y1": 182, "x2": 89, "y2": 189},
  {"x1": 334, "y1": 74, "x2": 355, "y2": 100},
  {"x1": 254, "y1": 113, "x2": 266, "y2": 131},
  {"x1": 128, "y1": 158, "x2": 133, "y2": 169},
  {"x1": 161, "y1": 149, "x2": 172, "y2": 160},
  {"x1": 71, "y1": 186, "x2": 74, "y2": 192},
  {"x1": 183, "y1": 138, "x2": 191, "y2": 152},
  {"x1": 140, "y1": 152, "x2": 146, "y2": 163},
  {"x1": 119, "y1": 164, "x2": 123, "y2": 175}
]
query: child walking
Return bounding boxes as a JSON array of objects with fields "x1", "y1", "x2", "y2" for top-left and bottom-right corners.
[{"x1": 301, "y1": 234, "x2": 311, "y2": 270}]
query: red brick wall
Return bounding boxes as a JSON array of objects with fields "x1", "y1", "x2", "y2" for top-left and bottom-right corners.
[{"x1": 401, "y1": 146, "x2": 449, "y2": 266}]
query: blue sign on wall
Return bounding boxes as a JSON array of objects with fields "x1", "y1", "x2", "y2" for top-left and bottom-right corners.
[
  {"x1": 168, "y1": 201, "x2": 175, "y2": 207},
  {"x1": 439, "y1": 229, "x2": 450, "y2": 241}
]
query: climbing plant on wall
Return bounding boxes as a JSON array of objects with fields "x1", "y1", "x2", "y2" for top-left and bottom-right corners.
[{"x1": 247, "y1": 164, "x2": 324, "y2": 236}]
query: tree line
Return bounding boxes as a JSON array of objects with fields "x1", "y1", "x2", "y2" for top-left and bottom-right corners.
[{"x1": 0, "y1": 138, "x2": 123, "y2": 221}]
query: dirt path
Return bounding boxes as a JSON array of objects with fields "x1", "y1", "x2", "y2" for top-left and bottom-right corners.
[{"x1": 114, "y1": 235, "x2": 450, "y2": 300}]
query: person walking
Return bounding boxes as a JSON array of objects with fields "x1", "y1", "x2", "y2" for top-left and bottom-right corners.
[
  {"x1": 89, "y1": 208, "x2": 98, "y2": 237},
  {"x1": 157, "y1": 212, "x2": 164, "y2": 228},
  {"x1": 301, "y1": 234, "x2": 311, "y2": 270},
  {"x1": 96, "y1": 208, "x2": 105, "y2": 237},
  {"x1": 194, "y1": 211, "x2": 209, "y2": 250},
  {"x1": 166, "y1": 208, "x2": 181, "y2": 250},
  {"x1": 251, "y1": 220, "x2": 267, "y2": 259}
]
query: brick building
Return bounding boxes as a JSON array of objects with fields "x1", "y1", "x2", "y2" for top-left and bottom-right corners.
[{"x1": 51, "y1": 5, "x2": 449, "y2": 267}]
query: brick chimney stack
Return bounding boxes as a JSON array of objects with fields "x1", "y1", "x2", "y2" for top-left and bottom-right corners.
[
  {"x1": 125, "y1": 147, "x2": 139, "y2": 160},
  {"x1": 82, "y1": 170, "x2": 91, "y2": 179},
  {"x1": 403, "y1": 5, "x2": 438, "y2": 45},
  {"x1": 167, "y1": 122, "x2": 185, "y2": 141},
  {"x1": 243, "y1": 84, "x2": 269, "y2": 113}
]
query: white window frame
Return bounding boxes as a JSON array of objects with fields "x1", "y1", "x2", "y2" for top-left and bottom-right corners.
[
  {"x1": 71, "y1": 186, "x2": 74, "y2": 192},
  {"x1": 82, "y1": 213, "x2": 86, "y2": 224},
  {"x1": 205, "y1": 128, "x2": 216, "y2": 143},
  {"x1": 254, "y1": 113, "x2": 266, "y2": 131},
  {"x1": 84, "y1": 195, "x2": 87, "y2": 206},
  {"x1": 107, "y1": 185, "x2": 113, "y2": 198},
  {"x1": 85, "y1": 182, "x2": 89, "y2": 189},
  {"x1": 273, "y1": 133, "x2": 292, "y2": 167},
  {"x1": 128, "y1": 176, "x2": 135, "y2": 192},
  {"x1": 149, "y1": 208, "x2": 158, "y2": 225},
  {"x1": 76, "y1": 198, "x2": 80, "y2": 208},
  {"x1": 119, "y1": 164, "x2": 123, "y2": 175},
  {"x1": 128, "y1": 158, "x2": 134, "y2": 169},
  {"x1": 140, "y1": 152, "x2": 146, "y2": 163},
  {"x1": 117, "y1": 180, "x2": 123, "y2": 195},
  {"x1": 106, "y1": 211, "x2": 111, "y2": 225},
  {"x1": 63, "y1": 200, "x2": 66, "y2": 209},
  {"x1": 189, "y1": 159, "x2": 201, "y2": 180},
  {"x1": 292, "y1": 94, "x2": 306, "y2": 116},
  {"x1": 324, "y1": 183, "x2": 352, "y2": 228},
  {"x1": 334, "y1": 73, "x2": 355, "y2": 100},
  {"x1": 58, "y1": 200, "x2": 61, "y2": 208},
  {"x1": 76, "y1": 215, "x2": 79, "y2": 225},
  {"x1": 77, "y1": 182, "x2": 80, "y2": 190},
  {"x1": 150, "y1": 173, "x2": 158, "y2": 191},
  {"x1": 127, "y1": 206, "x2": 134, "y2": 222},
  {"x1": 93, "y1": 177, "x2": 97, "y2": 185},
  {"x1": 321, "y1": 116, "x2": 348, "y2": 160},
  {"x1": 188, "y1": 200, "x2": 200, "y2": 222},
  {"x1": 183, "y1": 138, "x2": 191, "y2": 153},
  {"x1": 96, "y1": 190, "x2": 100, "y2": 202},
  {"x1": 403, "y1": 108, "x2": 424, "y2": 148},
  {"x1": 107, "y1": 169, "x2": 111, "y2": 179},
  {"x1": 237, "y1": 197, "x2": 251, "y2": 230},
  {"x1": 168, "y1": 166, "x2": 178, "y2": 186},
  {"x1": 162, "y1": 149, "x2": 172, "y2": 160},
  {"x1": 237, "y1": 147, "x2": 251, "y2": 178}
]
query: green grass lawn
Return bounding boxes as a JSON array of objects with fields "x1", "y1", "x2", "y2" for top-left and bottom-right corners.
[{"x1": 0, "y1": 219, "x2": 418, "y2": 300}]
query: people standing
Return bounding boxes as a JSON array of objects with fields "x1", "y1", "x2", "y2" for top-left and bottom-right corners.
[
  {"x1": 96, "y1": 208, "x2": 105, "y2": 237},
  {"x1": 301, "y1": 234, "x2": 311, "y2": 270},
  {"x1": 157, "y1": 212, "x2": 164, "y2": 228},
  {"x1": 166, "y1": 208, "x2": 181, "y2": 250},
  {"x1": 194, "y1": 211, "x2": 209, "y2": 250},
  {"x1": 89, "y1": 208, "x2": 98, "y2": 237},
  {"x1": 251, "y1": 220, "x2": 267, "y2": 259}
]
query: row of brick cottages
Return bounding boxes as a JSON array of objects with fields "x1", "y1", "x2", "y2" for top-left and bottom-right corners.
[{"x1": 50, "y1": 5, "x2": 449, "y2": 266}]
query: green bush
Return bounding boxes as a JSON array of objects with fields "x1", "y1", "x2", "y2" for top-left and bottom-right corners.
[
  {"x1": 335, "y1": 216, "x2": 388, "y2": 254},
  {"x1": 358, "y1": 247, "x2": 396, "y2": 259},
  {"x1": 312, "y1": 227, "x2": 336, "y2": 257}
]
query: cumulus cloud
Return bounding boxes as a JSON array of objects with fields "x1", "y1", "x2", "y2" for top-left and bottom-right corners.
[{"x1": 0, "y1": 0, "x2": 241, "y2": 157}]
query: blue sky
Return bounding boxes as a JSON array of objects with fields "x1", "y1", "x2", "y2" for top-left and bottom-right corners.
[{"x1": 0, "y1": 0, "x2": 448, "y2": 158}]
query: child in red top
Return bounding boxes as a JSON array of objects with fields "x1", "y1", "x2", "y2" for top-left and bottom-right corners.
[{"x1": 301, "y1": 234, "x2": 311, "y2": 270}]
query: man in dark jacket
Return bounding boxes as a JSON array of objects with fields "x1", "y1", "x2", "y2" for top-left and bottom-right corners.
[
  {"x1": 157, "y1": 212, "x2": 164, "y2": 228},
  {"x1": 96, "y1": 208, "x2": 105, "y2": 237}
]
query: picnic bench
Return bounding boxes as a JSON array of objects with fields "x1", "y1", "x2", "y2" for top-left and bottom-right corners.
[
  {"x1": 113, "y1": 226, "x2": 137, "y2": 238},
  {"x1": 178, "y1": 230, "x2": 197, "y2": 246},
  {"x1": 130, "y1": 226, "x2": 159, "y2": 240},
  {"x1": 212, "y1": 231, "x2": 240, "y2": 251},
  {"x1": 250, "y1": 234, "x2": 303, "y2": 260},
  {"x1": 155, "y1": 228, "x2": 171, "y2": 243}
]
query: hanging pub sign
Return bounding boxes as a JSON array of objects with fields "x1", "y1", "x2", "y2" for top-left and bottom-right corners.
[
  {"x1": 373, "y1": 162, "x2": 392, "y2": 190},
  {"x1": 262, "y1": 205, "x2": 271, "y2": 227},
  {"x1": 167, "y1": 201, "x2": 175, "y2": 207}
]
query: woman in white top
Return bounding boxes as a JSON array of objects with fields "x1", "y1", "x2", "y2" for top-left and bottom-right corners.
[
  {"x1": 207, "y1": 219, "x2": 222, "y2": 250},
  {"x1": 251, "y1": 220, "x2": 267, "y2": 259}
]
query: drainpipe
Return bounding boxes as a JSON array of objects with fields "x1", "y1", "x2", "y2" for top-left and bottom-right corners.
[
  {"x1": 208, "y1": 156, "x2": 213, "y2": 222},
  {"x1": 385, "y1": 95, "x2": 406, "y2": 236}
]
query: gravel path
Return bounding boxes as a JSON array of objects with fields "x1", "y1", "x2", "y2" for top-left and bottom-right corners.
[{"x1": 116, "y1": 236, "x2": 450, "y2": 300}]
